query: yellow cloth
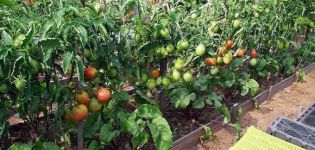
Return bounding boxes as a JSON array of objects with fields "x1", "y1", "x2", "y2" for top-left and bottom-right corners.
[{"x1": 229, "y1": 126, "x2": 305, "y2": 150}]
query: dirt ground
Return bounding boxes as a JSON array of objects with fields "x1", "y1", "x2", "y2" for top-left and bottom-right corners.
[{"x1": 195, "y1": 69, "x2": 315, "y2": 150}]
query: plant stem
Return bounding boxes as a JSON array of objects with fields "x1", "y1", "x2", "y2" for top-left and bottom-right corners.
[{"x1": 77, "y1": 121, "x2": 84, "y2": 150}]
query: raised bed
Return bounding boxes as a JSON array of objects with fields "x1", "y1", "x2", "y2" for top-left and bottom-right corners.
[{"x1": 172, "y1": 62, "x2": 315, "y2": 150}]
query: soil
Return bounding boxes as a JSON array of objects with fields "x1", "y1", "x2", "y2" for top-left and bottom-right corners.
[{"x1": 195, "y1": 69, "x2": 315, "y2": 150}]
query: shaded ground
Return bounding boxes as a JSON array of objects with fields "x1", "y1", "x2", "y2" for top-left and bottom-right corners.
[{"x1": 196, "y1": 69, "x2": 315, "y2": 150}]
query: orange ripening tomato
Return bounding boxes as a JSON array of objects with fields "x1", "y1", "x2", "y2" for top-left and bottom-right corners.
[
  {"x1": 150, "y1": 69, "x2": 160, "y2": 79},
  {"x1": 205, "y1": 57, "x2": 216, "y2": 66},
  {"x1": 225, "y1": 40, "x2": 234, "y2": 49},
  {"x1": 236, "y1": 49, "x2": 245, "y2": 57}
]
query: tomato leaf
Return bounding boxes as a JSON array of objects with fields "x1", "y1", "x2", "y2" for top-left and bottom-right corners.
[
  {"x1": 41, "y1": 142, "x2": 61, "y2": 150},
  {"x1": 0, "y1": 0, "x2": 15, "y2": 8},
  {"x1": 112, "y1": 91, "x2": 130, "y2": 102},
  {"x1": 75, "y1": 25, "x2": 88, "y2": 46},
  {"x1": 135, "y1": 90, "x2": 156, "y2": 104},
  {"x1": 62, "y1": 52, "x2": 73, "y2": 74},
  {"x1": 21, "y1": 23, "x2": 35, "y2": 48},
  {"x1": 2, "y1": 30, "x2": 13, "y2": 45},
  {"x1": 247, "y1": 79, "x2": 259, "y2": 96},
  {"x1": 99, "y1": 124, "x2": 120, "y2": 144},
  {"x1": 148, "y1": 116, "x2": 173, "y2": 150},
  {"x1": 88, "y1": 140, "x2": 102, "y2": 150},
  {"x1": 135, "y1": 104, "x2": 162, "y2": 118},
  {"x1": 75, "y1": 58, "x2": 86, "y2": 86},
  {"x1": 8, "y1": 143, "x2": 32, "y2": 150},
  {"x1": 192, "y1": 98, "x2": 205, "y2": 109},
  {"x1": 83, "y1": 113, "x2": 101, "y2": 138},
  {"x1": 131, "y1": 131, "x2": 149, "y2": 149},
  {"x1": 170, "y1": 88, "x2": 196, "y2": 109},
  {"x1": 221, "y1": 105, "x2": 231, "y2": 124},
  {"x1": 193, "y1": 75, "x2": 210, "y2": 91},
  {"x1": 38, "y1": 38, "x2": 61, "y2": 49},
  {"x1": 241, "y1": 85, "x2": 249, "y2": 96},
  {"x1": 200, "y1": 125, "x2": 212, "y2": 142}
]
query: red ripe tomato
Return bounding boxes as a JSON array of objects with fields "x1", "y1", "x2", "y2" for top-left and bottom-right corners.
[
  {"x1": 225, "y1": 40, "x2": 234, "y2": 49},
  {"x1": 97, "y1": 88, "x2": 111, "y2": 103},
  {"x1": 72, "y1": 104, "x2": 89, "y2": 122},
  {"x1": 250, "y1": 50, "x2": 257, "y2": 58},
  {"x1": 205, "y1": 57, "x2": 216, "y2": 66},
  {"x1": 236, "y1": 49, "x2": 245, "y2": 57},
  {"x1": 84, "y1": 66, "x2": 98, "y2": 81},
  {"x1": 75, "y1": 90, "x2": 90, "y2": 105},
  {"x1": 150, "y1": 69, "x2": 160, "y2": 79}
]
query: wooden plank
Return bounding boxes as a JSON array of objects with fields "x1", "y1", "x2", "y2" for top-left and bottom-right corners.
[
  {"x1": 269, "y1": 75, "x2": 295, "y2": 97},
  {"x1": 304, "y1": 62, "x2": 315, "y2": 73}
]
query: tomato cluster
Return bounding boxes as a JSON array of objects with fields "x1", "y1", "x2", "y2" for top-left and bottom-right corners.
[{"x1": 64, "y1": 67, "x2": 112, "y2": 122}]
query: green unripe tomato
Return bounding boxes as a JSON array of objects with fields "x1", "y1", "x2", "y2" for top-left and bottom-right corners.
[
  {"x1": 166, "y1": 44, "x2": 174, "y2": 53},
  {"x1": 146, "y1": 79, "x2": 157, "y2": 90},
  {"x1": 183, "y1": 71, "x2": 193, "y2": 82},
  {"x1": 162, "y1": 77, "x2": 171, "y2": 88},
  {"x1": 195, "y1": 43, "x2": 206, "y2": 56},
  {"x1": 172, "y1": 70, "x2": 181, "y2": 81},
  {"x1": 160, "y1": 28, "x2": 170, "y2": 39},
  {"x1": 175, "y1": 59, "x2": 185, "y2": 70}
]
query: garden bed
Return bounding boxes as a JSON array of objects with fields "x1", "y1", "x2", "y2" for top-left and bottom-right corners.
[{"x1": 171, "y1": 62, "x2": 315, "y2": 150}]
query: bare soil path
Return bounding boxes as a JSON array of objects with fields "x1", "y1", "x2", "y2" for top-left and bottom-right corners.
[{"x1": 196, "y1": 69, "x2": 315, "y2": 150}]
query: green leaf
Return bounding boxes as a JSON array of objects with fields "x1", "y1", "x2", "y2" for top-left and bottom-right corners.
[
  {"x1": 200, "y1": 125, "x2": 212, "y2": 142},
  {"x1": 83, "y1": 113, "x2": 101, "y2": 138},
  {"x1": 192, "y1": 98, "x2": 205, "y2": 109},
  {"x1": 99, "y1": 124, "x2": 120, "y2": 144},
  {"x1": 135, "y1": 104, "x2": 162, "y2": 118},
  {"x1": 88, "y1": 140, "x2": 102, "y2": 150},
  {"x1": 75, "y1": 58, "x2": 86, "y2": 86},
  {"x1": 2, "y1": 30, "x2": 13, "y2": 45},
  {"x1": 42, "y1": 142, "x2": 61, "y2": 150},
  {"x1": 38, "y1": 38, "x2": 61, "y2": 49},
  {"x1": 229, "y1": 123, "x2": 242, "y2": 140},
  {"x1": 0, "y1": 102, "x2": 9, "y2": 124},
  {"x1": 221, "y1": 105, "x2": 231, "y2": 124},
  {"x1": 8, "y1": 143, "x2": 32, "y2": 150},
  {"x1": 247, "y1": 79, "x2": 259, "y2": 96},
  {"x1": 241, "y1": 85, "x2": 249, "y2": 96},
  {"x1": 21, "y1": 23, "x2": 35, "y2": 48},
  {"x1": 112, "y1": 91, "x2": 130, "y2": 102},
  {"x1": 176, "y1": 93, "x2": 196, "y2": 109},
  {"x1": 43, "y1": 49, "x2": 53, "y2": 63},
  {"x1": 193, "y1": 75, "x2": 209, "y2": 91},
  {"x1": 256, "y1": 58, "x2": 267, "y2": 70},
  {"x1": 148, "y1": 116, "x2": 173, "y2": 150},
  {"x1": 205, "y1": 92, "x2": 223, "y2": 105},
  {"x1": 117, "y1": 111, "x2": 130, "y2": 132},
  {"x1": 62, "y1": 52, "x2": 73, "y2": 74},
  {"x1": 131, "y1": 131, "x2": 149, "y2": 149},
  {"x1": 231, "y1": 58, "x2": 243, "y2": 69},
  {"x1": 169, "y1": 11, "x2": 177, "y2": 22},
  {"x1": 135, "y1": 90, "x2": 156, "y2": 104},
  {"x1": 0, "y1": 0, "x2": 15, "y2": 8},
  {"x1": 75, "y1": 25, "x2": 88, "y2": 46},
  {"x1": 170, "y1": 88, "x2": 196, "y2": 109},
  {"x1": 125, "y1": 115, "x2": 138, "y2": 135},
  {"x1": 0, "y1": 47, "x2": 9, "y2": 59}
]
